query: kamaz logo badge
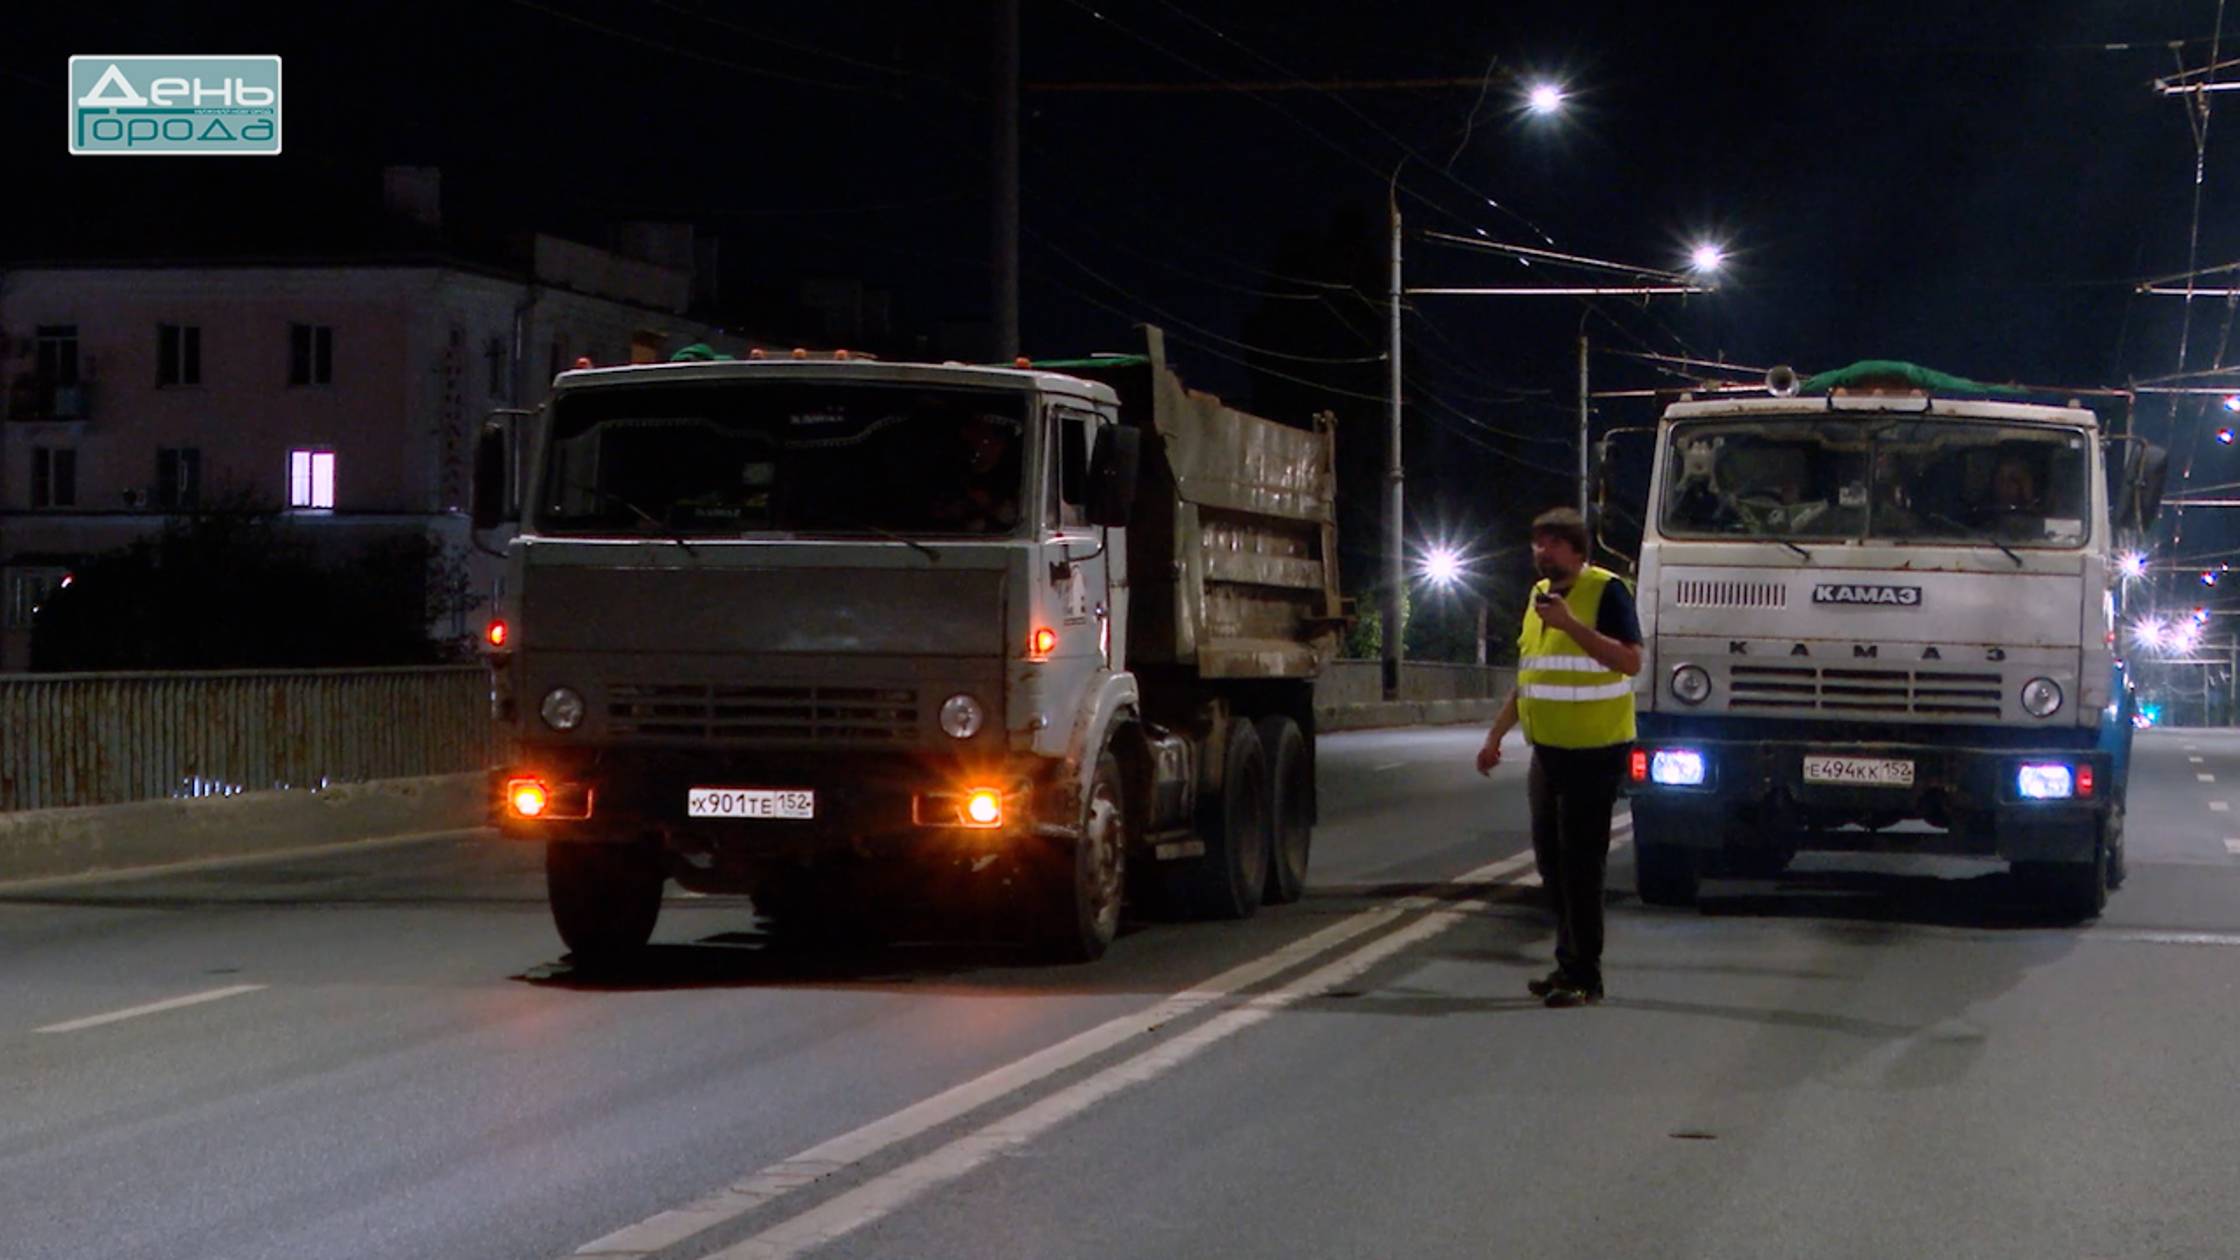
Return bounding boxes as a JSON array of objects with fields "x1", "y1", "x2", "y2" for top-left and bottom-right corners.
[{"x1": 1811, "y1": 584, "x2": 1922, "y2": 607}]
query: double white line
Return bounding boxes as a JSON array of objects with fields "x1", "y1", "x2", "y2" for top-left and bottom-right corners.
[{"x1": 576, "y1": 818, "x2": 1632, "y2": 1259}]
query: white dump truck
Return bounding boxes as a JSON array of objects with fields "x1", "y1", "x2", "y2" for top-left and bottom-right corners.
[
  {"x1": 471, "y1": 327, "x2": 1342, "y2": 962},
  {"x1": 1617, "y1": 361, "x2": 2163, "y2": 918}
]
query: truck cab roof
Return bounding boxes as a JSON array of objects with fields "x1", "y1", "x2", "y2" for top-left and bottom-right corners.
[
  {"x1": 550, "y1": 358, "x2": 1121, "y2": 411},
  {"x1": 1662, "y1": 395, "x2": 2100, "y2": 430}
]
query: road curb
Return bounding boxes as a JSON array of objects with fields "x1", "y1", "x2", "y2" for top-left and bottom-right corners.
[{"x1": 1316, "y1": 699, "x2": 1502, "y2": 732}]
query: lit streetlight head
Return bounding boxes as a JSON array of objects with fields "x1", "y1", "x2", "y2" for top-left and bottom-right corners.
[
  {"x1": 1424, "y1": 546, "x2": 1463, "y2": 588},
  {"x1": 1689, "y1": 242, "x2": 1727, "y2": 274},
  {"x1": 2118, "y1": 551, "x2": 2148, "y2": 580},
  {"x1": 1526, "y1": 82, "x2": 1565, "y2": 116}
]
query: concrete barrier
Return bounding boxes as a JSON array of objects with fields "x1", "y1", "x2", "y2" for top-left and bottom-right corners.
[
  {"x1": 1316, "y1": 698, "x2": 1503, "y2": 733},
  {"x1": 2, "y1": 695, "x2": 1510, "y2": 887},
  {"x1": 0, "y1": 771, "x2": 492, "y2": 888}
]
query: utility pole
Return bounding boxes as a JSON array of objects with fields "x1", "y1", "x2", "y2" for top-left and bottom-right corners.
[
  {"x1": 1383, "y1": 167, "x2": 1406, "y2": 701},
  {"x1": 1577, "y1": 331, "x2": 1591, "y2": 523},
  {"x1": 991, "y1": 0, "x2": 1020, "y2": 361}
]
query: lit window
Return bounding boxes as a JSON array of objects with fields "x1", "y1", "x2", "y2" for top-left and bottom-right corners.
[{"x1": 288, "y1": 448, "x2": 335, "y2": 509}]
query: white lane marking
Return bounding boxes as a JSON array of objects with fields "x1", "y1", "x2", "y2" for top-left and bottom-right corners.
[
  {"x1": 2225, "y1": 839, "x2": 2240, "y2": 856},
  {"x1": 2106, "y1": 931, "x2": 2240, "y2": 948},
  {"x1": 571, "y1": 848, "x2": 1544, "y2": 1258},
  {"x1": 2188, "y1": 744, "x2": 2202, "y2": 751},
  {"x1": 2214, "y1": 802, "x2": 2232, "y2": 813},
  {"x1": 35, "y1": 984, "x2": 267, "y2": 1035},
  {"x1": 1371, "y1": 762, "x2": 1407, "y2": 772},
  {"x1": 2191, "y1": 756, "x2": 2207, "y2": 764},
  {"x1": 699, "y1": 857, "x2": 1569, "y2": 1260},
  {"x1": 2202, "y1": 774, "x2": 2219, "y2": 783}
]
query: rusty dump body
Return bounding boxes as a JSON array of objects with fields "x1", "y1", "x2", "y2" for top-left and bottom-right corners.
[{"x1": 1072, "y1": 326, "x2": 1344, "y2": 684}]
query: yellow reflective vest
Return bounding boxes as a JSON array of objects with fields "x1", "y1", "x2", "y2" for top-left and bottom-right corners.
[{"x1": 1515, "y1": 565, "x2": 1637, "y2": 750}]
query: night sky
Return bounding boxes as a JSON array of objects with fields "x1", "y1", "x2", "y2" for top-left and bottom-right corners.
[{"x1": 11, "y1": 1, "x2": 2240, "y2": 616}]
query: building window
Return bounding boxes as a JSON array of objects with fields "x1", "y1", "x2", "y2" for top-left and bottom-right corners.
[
  {"x1": 31, "y1": 447, "x2": 78, "y2": 509},
  {"x1": 288, "y1": 448, "x2": 335, "y2": 510},
  {"x1": 157, "y1": 447, "x2": 202, "y2": 510},
  {"x1": 35, "y1": 325, "x2": 80, "y2": 385},
  {"x1": 485, "y1": 336, "x2": 509, "y2": 399},
  {"x1": 158, "y1": 323, "x2": 202, "y2": 386},
  {"x1": 289, "y1": 323, "x2": 334, "y2": 386}
]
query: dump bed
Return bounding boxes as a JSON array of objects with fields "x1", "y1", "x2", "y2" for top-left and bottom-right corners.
[{"x1": 1068, "y1": 327, "x2": 1342, "y2": 679}]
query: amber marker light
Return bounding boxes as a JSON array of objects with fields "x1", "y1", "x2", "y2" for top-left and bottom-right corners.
[{"x1": 508, "y1": 778, "x2": 550, "y2": 818}]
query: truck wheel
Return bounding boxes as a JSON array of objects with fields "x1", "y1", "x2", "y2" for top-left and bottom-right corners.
[
  {"x1": 1256, "y1": 715, "x2": 1311, "y2": 905},
  {"x1": 1630, "y1": 805, "x2": 1700, "y2": 908},
  {"x1": 1034, "y1": 751, "x2": 1129, "y2": 962},
  {"x1": 547, "y1": 841, "x2": 664, "y2": 967},
  {"x1": 1174, "y1": 717, "x2": 1271, "y2": 920}
]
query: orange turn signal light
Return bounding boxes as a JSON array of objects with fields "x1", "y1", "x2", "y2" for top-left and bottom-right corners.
[
  {"x1": 964, "y1": 788, "x2": 1003, "y2": 827},
  {"x1": 1031, "y1": 627, "x2": 1058, "y2": 657},
  {"x1": 507, "y1": 778, "x2": 549, "y2": 818},
  {"x1": 485, "y1": 619, "x2": 508, "y2": 648}
]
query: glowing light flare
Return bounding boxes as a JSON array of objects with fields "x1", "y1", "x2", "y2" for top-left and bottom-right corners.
[
  {"x1": 2224, "y1": 394, "x2": 2240, "y2": 413},
  {"x1": 1030, "y1": 627, "x2": 1058, "y2": 657},
  {"x1": 2205, "y1": 570, "x2": 2221, "y2": 588},
  {"x1": 2131, "y1": 618, "x2": 2171, "y2": 650},
  {"x1": 507, "y1": 778, "x2": 550, "y2": 818},
  {"x1": 1423, "y1": 546, "x2": 1464, "y2": 587},
  {"x1": 485, "y1": 619, "x2": 508, "y2": 648},
  {"x1": 1688, "y1": 242, "x2": 1727, "y2": 274},
  {"x1": 964, "y1": 788, "x2": 1003, "y2": 827},
  {"x1": 2221, "y1": 428, "x2": 2236, "y2": 445},
  {"x1": 1525, "y1": 81, "x2": 1565, "y2": 116},
  {"x1": 2118, "y1": 552, "x2": 2148, "y2": 580}
]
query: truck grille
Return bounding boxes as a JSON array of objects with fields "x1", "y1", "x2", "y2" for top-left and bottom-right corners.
[
  {"x1": 1672, "y1": 579, "x2": 1787, "y2": 610},
  {"x1": 1727, "y1": 665, "x2": 2003, "y2": 718},
  {"x1": 606, "y1": 683, "x2": 919, "y2": 742}
]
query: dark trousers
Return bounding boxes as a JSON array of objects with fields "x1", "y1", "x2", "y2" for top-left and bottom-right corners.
[{"x1": 1527, "y1": 744, "x2": 1627, "y2": 991}]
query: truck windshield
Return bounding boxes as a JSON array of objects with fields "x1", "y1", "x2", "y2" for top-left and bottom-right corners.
[
  {"x1": 1662, "y1": 417, "x2": 2091, "y2": 548},
  {"x1": 536, "y1": 380, "x2": 1030, "y2": 537}
]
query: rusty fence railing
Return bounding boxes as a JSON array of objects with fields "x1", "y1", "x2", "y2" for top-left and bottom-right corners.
[{"x1": 1, "y1": 666, "x2": 504, "y2": 813}]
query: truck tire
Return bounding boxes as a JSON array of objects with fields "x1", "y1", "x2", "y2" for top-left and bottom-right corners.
[
  {"x1": 1033, "y1": 751, "x2": 1129, "y2": 962},
  {"x1": 1630, "y1": 804, "x2": 1700, "y2": 908},
  {"x1": 1174, "y1": 717, "x2": 1272, "y2": 920},
  {"x1": 1256, "y1": 715, "x2": 1311, "y2": 905},
  {"x1": 547, "y1": 841, "x2": 664, "y2": 967}
]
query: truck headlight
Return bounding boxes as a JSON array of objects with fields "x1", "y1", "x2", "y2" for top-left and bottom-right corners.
[
  {"x1": 540, "y1": 686, "x2": 586, "y2": 731},
  {"x1": 2020, "y1": 677, "x2": 2063, "y2": 718},
  {"x1": 940, "y1": 693, "x2": 986, "y2": 739},
  {"x1": 1670, "y1": 664, "x2": 1712, "y2": 705}
]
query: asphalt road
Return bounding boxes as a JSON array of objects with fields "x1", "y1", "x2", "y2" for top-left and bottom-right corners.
[{"x1": 3, "y1": 727, "x2": 2236, "y2": 1260}]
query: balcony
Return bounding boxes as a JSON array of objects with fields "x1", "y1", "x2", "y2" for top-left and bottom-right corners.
[{"x1": 7, "y1": 376, "x2": 92, "y2": 423}]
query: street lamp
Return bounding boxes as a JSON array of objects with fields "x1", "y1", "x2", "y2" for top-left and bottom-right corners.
[
  {"x1": 1423, "y1": 545, "x2": 1464, "y2": 588},
  {"x1": 1383, "y1": 80, "x2": 1571, "y2": 699},
  {"x1": 1688, "y1": 242, "x2": 1727, "y2": 275}
]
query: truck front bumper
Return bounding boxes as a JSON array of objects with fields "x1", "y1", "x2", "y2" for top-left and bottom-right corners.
[
  {"x1": 1627, "y1": 723, "x2": 2113, "y2": 864},
  {"x1": 493, "y1": 744, "x2": 1065, "y2": 867}
]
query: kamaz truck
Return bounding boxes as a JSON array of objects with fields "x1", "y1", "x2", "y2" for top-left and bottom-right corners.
[
  {"x1": 1618, "y1": 361, "x2": 2163, "y2": 919},
  {"x1": 470, "y1": 327, "x2": 1341, "y2": 963}
]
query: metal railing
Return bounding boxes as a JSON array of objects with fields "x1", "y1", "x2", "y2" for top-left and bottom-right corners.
[{"x1": 1, "y1": 666, "x2": 502, "y2": 812}]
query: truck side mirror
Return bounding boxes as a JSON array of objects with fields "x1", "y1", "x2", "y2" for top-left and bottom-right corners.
[
  {"x1": 1087, "y1": 425, "x2": 1142, "y2": 527},
  {"x1": 2137, "y1": 441, "x2": 2168, "y2": 527},
  {"x1": 472, "y1": 418, "x2": 517, "y2": 531}
]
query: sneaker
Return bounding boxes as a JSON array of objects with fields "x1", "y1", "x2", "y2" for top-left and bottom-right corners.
[
  {"x1": 1526, "y1": 970, "x2": 1568, "y2": 998},
  {"x1": 1543, "y1": 983, "x2": 1603, "y2": 1009}
]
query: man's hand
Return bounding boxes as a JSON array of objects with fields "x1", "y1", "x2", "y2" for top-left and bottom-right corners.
[
  {"x1": 1535, "y1": 592, "x2": 1585, "y2": 637},
  {"x1": 1475, "y1": 733, "x2": 1504, "y2": 776}
]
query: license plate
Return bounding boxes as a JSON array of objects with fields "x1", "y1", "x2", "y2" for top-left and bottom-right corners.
[
  {"x1": 687, "y1": 788, "x2": 815, "y2": 819},
  {"x1": 1802, "y1": 756, "x2": 1915, "y2": 787}
]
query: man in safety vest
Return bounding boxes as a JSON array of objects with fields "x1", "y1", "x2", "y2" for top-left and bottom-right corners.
[{"x1": 1474, "y1": 507, "x2": 1642, "y2": 1008}]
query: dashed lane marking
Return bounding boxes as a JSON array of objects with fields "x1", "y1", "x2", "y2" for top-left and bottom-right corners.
[
  {"x1": 2214, "y1": 802, "x2": 2232, "y2": 813},
  {"x1": 35, "y1": 984, "x2": 267, "y2": 1035},
  {"x1": 2202, "y1": 774, "x2": 2218, "y2": 783}
]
